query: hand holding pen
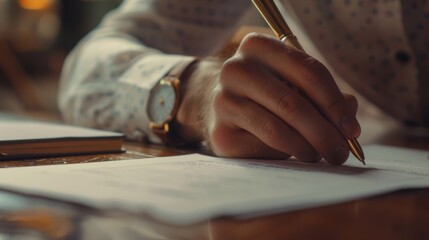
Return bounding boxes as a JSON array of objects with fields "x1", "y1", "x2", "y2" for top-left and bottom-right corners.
[
  {"x1": 174, "y1": 1, "x2": 363, "y2": 165},
  {"x1": 252, "y1": 0, "x2": 365, "y2": 164}
]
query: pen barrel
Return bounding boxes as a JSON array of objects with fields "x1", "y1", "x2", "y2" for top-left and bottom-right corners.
[{"x1": 252, "y1": 0, "x2": 293, "y2": 39}]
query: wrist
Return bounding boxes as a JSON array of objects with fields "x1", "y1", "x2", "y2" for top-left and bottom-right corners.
[{"x1": 173, "y1": 58, "x2": 221, "y2": 144}]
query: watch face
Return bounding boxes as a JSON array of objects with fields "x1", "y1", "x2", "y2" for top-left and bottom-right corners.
[{"x1": 147, "y1": 81, "x2": 177, "y2": 125}]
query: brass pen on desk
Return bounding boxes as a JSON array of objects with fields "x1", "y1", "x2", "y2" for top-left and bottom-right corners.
[{"x1": 252, "y1": 0, "x2": 365, "y2": 165}]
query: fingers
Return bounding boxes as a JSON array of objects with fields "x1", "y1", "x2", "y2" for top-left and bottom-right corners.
[
  {"x1": 219, "y1": 57, "x2": 348, "y2": 164},
  {"x1": 208, "y1": 125, "x2": 293, "y2": 160},
  {"x1": 342, "y1": 91, "x2": 361, "y2": 137},
  {"x1": 205, "y1": 33, "x2": 361, "y2": 165},
  {"x1": 237, "y1": 33, "x2": 360, "y2": 140},
  {"x1": 210, "y1": 91, "x2": 321, "y2": 162}
]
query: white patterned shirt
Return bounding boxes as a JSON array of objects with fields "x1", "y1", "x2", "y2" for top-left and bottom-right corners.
[{"x1": 59, "y1": 0, "x2": 429, "y2": 143}]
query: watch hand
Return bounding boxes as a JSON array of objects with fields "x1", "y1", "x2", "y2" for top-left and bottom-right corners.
[{"x1": 159, "y1": 97, "x2": 165, "y2": 106}]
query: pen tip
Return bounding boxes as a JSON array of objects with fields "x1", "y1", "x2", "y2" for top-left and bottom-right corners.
[{"x1": 346, "y1": 138, "x2": 365, "y2": 165}]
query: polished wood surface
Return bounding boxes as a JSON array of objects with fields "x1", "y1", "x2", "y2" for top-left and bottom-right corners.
[
  {"x1": 0, "y1": 116, "x2": 428, "y2": 239},
  {"x1": 211, "y1": 189, "x2": 429, "y2": 240}
]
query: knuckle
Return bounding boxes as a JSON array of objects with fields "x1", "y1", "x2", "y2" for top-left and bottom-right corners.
[
  {"x1": 323, "y1": 94, "x2": 345, "y2": 113},
  {"x1": 241, "y1": 33, "x2": 266, "y2": 49},
  {"x1": 348, "y1": 94, "x2": 359, "y2": 110},
  {"x1": 239, "y1": 33, "x2": 276, "y2": 53},
  {"x1": 342, "y1": 92, "x2": 359, "y2": 114},
  {"x1": 277, "y1": 93, "x2": 301, "y2": 117},
  {"x1": 220, "y1": 57, "x2": 247, "y2": 84},
  {"x1": 302, "y1": 57, "x2": 331, "y2": 85},
  {"x1": 260, "y1": 120, "x2": 277, "y2": 143}
]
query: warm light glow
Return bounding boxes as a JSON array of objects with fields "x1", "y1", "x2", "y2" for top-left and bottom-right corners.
[{"x1": 18, "y1": 0, "x2": 54, "y2": 10}]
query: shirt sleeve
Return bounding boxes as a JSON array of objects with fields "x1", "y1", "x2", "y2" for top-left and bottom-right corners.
[
  {"x1": 58, "y1": 0, "x2": 251, "y2": 143},
  {"x1": 281, "y1": 0, "x2": 421, "y2": 125}
]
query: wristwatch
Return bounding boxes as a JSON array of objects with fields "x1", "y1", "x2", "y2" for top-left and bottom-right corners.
[{"x1": 147, "y1": 59, "x2": 196, "y2": 145}]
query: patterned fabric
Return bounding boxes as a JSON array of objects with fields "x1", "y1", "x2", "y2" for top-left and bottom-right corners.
[
  {"x1": 283, "y1": 0, "x2": 427, "y2": 126},
  {"x1": 59, "y1": 0, "x2": 429, "y2": 143}
]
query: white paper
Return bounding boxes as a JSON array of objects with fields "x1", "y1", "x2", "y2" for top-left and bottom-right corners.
[
  {"x1": 350, "y1": 145, "x2": 429, "y2": 176},
  {"x1": 0, "y1": 144, "x2": 427, "y2": 225}
]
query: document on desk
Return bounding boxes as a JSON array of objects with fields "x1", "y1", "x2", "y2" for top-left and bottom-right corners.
[{"x1": 0, "y1": 144, "x2": 427, "y2": 225}]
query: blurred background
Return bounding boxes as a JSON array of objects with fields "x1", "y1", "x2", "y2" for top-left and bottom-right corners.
[{"x1": 0, "y1": 0, "x2": 121, "y2": 116}]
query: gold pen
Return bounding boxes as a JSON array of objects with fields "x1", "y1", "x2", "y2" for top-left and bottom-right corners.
[{"x1": 252, "y1": 0, "x2": 365, "y2": 165}]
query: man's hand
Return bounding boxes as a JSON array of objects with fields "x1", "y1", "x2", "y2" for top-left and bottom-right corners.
[{"x1": 175, "y1": 33, "x2": 360, "y2": 165}]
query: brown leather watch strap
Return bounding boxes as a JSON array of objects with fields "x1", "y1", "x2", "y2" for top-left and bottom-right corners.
[
  {"x1": 153, "y1": 57, "x2": 198, "y2": 146},
  {"x1": 167, "y1": 57, "x2": 198, "y2": 80}
]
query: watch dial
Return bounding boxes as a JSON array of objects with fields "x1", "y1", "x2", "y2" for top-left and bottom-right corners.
[{"x1": 147, "y1": 82, "x2": 177, "y2": 124}]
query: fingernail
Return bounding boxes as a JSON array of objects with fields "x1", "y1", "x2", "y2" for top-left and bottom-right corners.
[
  {"x1": 333, "y1": 145, "x2": 349, "y2": 165},
  {"x1": 340, "y1": 115, "x2": 359, "y2": 137}
]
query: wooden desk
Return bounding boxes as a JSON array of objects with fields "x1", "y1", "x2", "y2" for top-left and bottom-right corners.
[{"x1": 0, "y1": 117, "x2": 428, "y2": 240}]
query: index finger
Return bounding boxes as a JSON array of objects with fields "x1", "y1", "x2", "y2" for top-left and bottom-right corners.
[{"x1": 239, "y1": 33, "x2": 360, "y2": 139}]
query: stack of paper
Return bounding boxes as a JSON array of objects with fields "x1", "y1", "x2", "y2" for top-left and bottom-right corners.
[{"x1": 0, "y1": 115, "x2": 124, "y2": 159}]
